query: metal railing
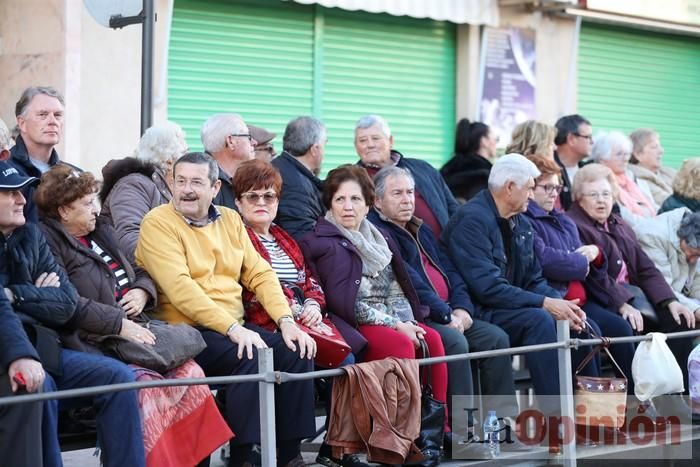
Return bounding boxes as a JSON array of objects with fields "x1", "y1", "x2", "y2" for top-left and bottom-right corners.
[{"x1": 1, "y1": 322, "x2": 699, "y2": 467}]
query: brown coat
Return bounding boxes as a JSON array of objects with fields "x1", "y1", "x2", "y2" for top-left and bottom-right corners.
[
  {"x1": 327, "y1": 358, "x2": 423, "y2": 464},
  {"x1": 38, "y1": 217, "x2": 157, "y2": 349}
]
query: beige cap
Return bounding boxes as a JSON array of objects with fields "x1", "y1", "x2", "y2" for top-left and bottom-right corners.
[{"x1": 249, "y1": 125, "x2": 276, "y2": 146}]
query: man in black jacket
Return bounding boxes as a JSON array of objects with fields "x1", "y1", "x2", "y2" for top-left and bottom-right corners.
[
  {"x1": 9, "y1": 86, "x2": 82, "y2": 222},
  {"x1": 272, "y1": 116, "x2": 326, "y2": 240},
  {"x1": 554, "y1": 114, "x2": 593, "y2": 210}
]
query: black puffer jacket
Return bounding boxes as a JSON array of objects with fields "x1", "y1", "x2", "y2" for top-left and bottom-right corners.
[
  {"x1": 440, "y1": 153, "x2": 492, "y2": 203},
  {"x1": 39, "y1": 217, "x2": 158, "y2": 347},
  {"x1": 272, "y1": 151, "x2": 324, "y2": 240},
  {"x1": 0, "y1": 223, "x2": 77, "y2": 325}
]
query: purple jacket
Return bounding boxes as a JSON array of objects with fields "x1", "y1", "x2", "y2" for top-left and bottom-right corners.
[
  {"x1": 298, "y1": 217, "x2": 430, "y2": 356},
  {"x1": 567, "y1": 203, "x2": 676, "y2": 311},
  {"x1": 524, "y1": 202, "x2": 611, "y2": 306}
]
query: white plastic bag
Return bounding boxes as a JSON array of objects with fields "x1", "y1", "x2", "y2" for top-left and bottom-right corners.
[{"x1": 632, "y1": 332, "x2": 684, "y2": 401}]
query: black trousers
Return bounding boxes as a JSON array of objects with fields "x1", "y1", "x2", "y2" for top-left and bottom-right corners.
[
  {"x1": 195, "y1": 324, "x2": 316, "y2": 445},
  {"x1": 0, "y1": 371, "x2": 45, "y2": 467}
]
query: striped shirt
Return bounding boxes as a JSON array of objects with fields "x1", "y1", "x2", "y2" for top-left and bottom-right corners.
[
  {"x1": 259, "y1": 235, "x2": 299, "y2": 283},
  {"x1": 79, "y1": 237, "x2": 131, "y2": 300}
]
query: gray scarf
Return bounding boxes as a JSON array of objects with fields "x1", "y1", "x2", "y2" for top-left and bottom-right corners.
[{"x1": 325, "y1": 211, "x2": 392, "y2": 277}]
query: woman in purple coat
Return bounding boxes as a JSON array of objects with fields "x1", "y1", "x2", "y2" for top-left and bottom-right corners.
[
  {"x1": 524, "y1": 156, "x2": 635, "y2": 393},
  {"x1": 567, "y1": 163, "x2": 696, "y2": 391}
]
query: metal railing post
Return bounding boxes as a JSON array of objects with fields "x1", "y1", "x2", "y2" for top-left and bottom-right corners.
[
  {"x1": 258, "y1": 347, "x2": 276, "y2": 467},
  {"x1": 557, "y1": 320, "x2": 576, "y2": 467}
]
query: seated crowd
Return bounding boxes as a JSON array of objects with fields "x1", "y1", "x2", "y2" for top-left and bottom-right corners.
[{"x1": 0, "y1": 86, "x2": 699, "y2": 467}]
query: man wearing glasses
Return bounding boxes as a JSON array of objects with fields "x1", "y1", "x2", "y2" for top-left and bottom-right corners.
[
  {"x1": 554, "y1": 114, "x2": 593, "y2": 210},
  {"x1": 271, "y1": 116, "x2": 327, "y2": 240},
  {"x1": 200, "y1": 113, "x2": 258, "y2": 209}
]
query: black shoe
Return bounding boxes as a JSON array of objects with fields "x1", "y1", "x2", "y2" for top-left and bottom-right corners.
[{"x1": 316, "y1": 442, "x2": 368, "y2": 467}]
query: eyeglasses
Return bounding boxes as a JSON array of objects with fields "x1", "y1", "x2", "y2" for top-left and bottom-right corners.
[
  {"x1": 573, "y1": 132, "x2": 593, "y2": 142},
  {"x1": 255, "y1": 145, "x2": 276, "y2": 155},
  {"x1": 536, "y1": 184, "x2": 563, "y2": 195},
  {"x1": 230, "y1": 133, "x2": 253, "y2": 142},
  {"x1": 240, "y1": 192, "x2": 278, "y2": 204},
  {"x1": 582, "y1": 191, "x2": 613, "y2": 200}
]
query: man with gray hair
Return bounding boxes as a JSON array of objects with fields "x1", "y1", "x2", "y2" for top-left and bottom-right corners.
[
  {"x1": 10, "y1": 86, "x2": 81, "y2": 221},
  {"x1": 271, "y1": 116, "x2": 326, "y2": 239},
  {"x1": 200, "y1": 113, "x2": 257, "y2": 209},
  {"x1": 369, "y1": 165, "x2": 519, "y2": 456},
  {"x1": 441, "y1": 153, "x2": 586, "y2": 397},
  {"x1": 354, "y1": 114, "x2": 458, "y2": 237}
]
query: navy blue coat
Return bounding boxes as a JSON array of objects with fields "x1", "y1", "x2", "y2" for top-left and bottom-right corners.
[
  {"x1": 10, "y1": 135, "x2": 82, "y2": 222},
  {"x1": 272, "y1": 152, "x2": 324, "y2": 240},
  {"x1": 0, "y1": 290, "x2": 39, "y2": 371},
  {"x1": 440, "y1": 190, "x2": 560, "y2": 317},
  {"x1": 299, "y1": 217, "x2": 430, "y2": 355},
  {"x1": 0, "y1": 223, "x2": 78, "y2": 327},
  {"x1": 368, "y1": 210, "x2": 474, "y2": 324}
]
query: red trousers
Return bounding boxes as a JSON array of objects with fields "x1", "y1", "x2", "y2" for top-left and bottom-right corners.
[{"x1": 358, "y1": 323, "x2": 449, "y2": 430}]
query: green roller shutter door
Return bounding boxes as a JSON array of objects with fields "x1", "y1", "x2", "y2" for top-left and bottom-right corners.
[
  {"x1": 321, "y1": 9, "x2": 456, "y2": 171},
  {"x1": 578, "y1": 22, "x2": 700, "y2": 168},
  {"x1": 168, "y1": 0, "x2": 455, "y2": 175},
  {"x1": 168, "y1": 0, "x2": 315, "y2": 151}
]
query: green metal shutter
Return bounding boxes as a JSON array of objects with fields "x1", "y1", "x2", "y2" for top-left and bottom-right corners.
[
  {"x1": 578, "y1": 22, "x2": 700, "y2": 168},
  {"x1": 168, "y1": 0, "x2": 315, "y2": 151},
  {"x1": 320, "y1": 9, "x2": 456, "y2": 172},
  {"x1": 169, "y1": 1, "x2": 456, "y2": 174}
]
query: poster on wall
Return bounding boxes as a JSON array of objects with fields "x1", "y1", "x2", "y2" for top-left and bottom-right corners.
[{"x1": 477, "y1": 27, "x2": 536, "y2": 147}]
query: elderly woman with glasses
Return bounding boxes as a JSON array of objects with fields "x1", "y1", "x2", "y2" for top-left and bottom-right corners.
[
  {"x1": 590, "y1": 131, "x2": 657, "y2": 226},
  {"x1": 231, "y1": 160, "x2": 329, "y2": 339},
  {"x1": 523, "y1": 155, "x2": 636, "y2": 393},
  {"x1": 567, "y1": 163, "x2": 696, "y2": 391}
]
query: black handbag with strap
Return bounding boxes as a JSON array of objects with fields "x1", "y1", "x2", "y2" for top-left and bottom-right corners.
[{"x1": 407, "y1": 339, "x2": 446, "y2": 467}]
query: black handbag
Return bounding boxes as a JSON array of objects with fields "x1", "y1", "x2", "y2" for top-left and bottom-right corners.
[
  {"x1": 94, "y1": 316, "x2": 206, "y2": 373},
  {"x1": 408, "y1": 339, "x2": 446, "y2": 467}
]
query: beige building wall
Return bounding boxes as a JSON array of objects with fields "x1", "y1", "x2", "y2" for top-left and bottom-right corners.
[
  {"x1": 0, "y1": 0, "x2": 173, "y2": 177},
  {"x1": 455, "y1": 5, "x2": 579, "y2": 126}
]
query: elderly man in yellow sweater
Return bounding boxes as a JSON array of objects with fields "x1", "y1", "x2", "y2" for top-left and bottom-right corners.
[{"x1": 136, "y1": 152, "x2": 316, "y2": 467}]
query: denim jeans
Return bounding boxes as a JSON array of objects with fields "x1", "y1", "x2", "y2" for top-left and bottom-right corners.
[{"x1": 43, "y1": 349, "x2": 145, "y2": 467}]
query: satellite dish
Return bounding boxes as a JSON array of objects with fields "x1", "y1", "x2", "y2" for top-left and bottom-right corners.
[{"x1": 84, "y1": 0, "x2": 142, "y2": 28}]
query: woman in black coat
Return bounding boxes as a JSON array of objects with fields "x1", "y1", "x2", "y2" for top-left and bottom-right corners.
[{"x1": 440, "y1": 119, "x2": 498, "y2": 202}]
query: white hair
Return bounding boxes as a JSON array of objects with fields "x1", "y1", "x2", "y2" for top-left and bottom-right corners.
[
  {"x1": 355, "y1": 114, "x2": 392, "y2": 138},
  {"x1": 488, "y1": 153, "x2": 540, "y2": 191},
  {"x1": 136, "y1": 122, "x2": 187, "y2": 164},
  {"x1": 0, "y1": 118, "x2": 10, "y2": 150},
  {"x1": 200, "y1": 113, "x2": 246, "y2": 153},
  {"x1": 590, "y1": 131, "x2": 632, "y2": 162}
]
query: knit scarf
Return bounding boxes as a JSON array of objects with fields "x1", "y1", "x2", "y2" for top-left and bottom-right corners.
[{"x1": 325, "y1": 211, "x2": 392, "y2": 277}]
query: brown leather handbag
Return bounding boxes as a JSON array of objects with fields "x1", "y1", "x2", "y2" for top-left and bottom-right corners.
[{"x1": 574, "y1": 323, "x2": 628, "y2": 429}]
